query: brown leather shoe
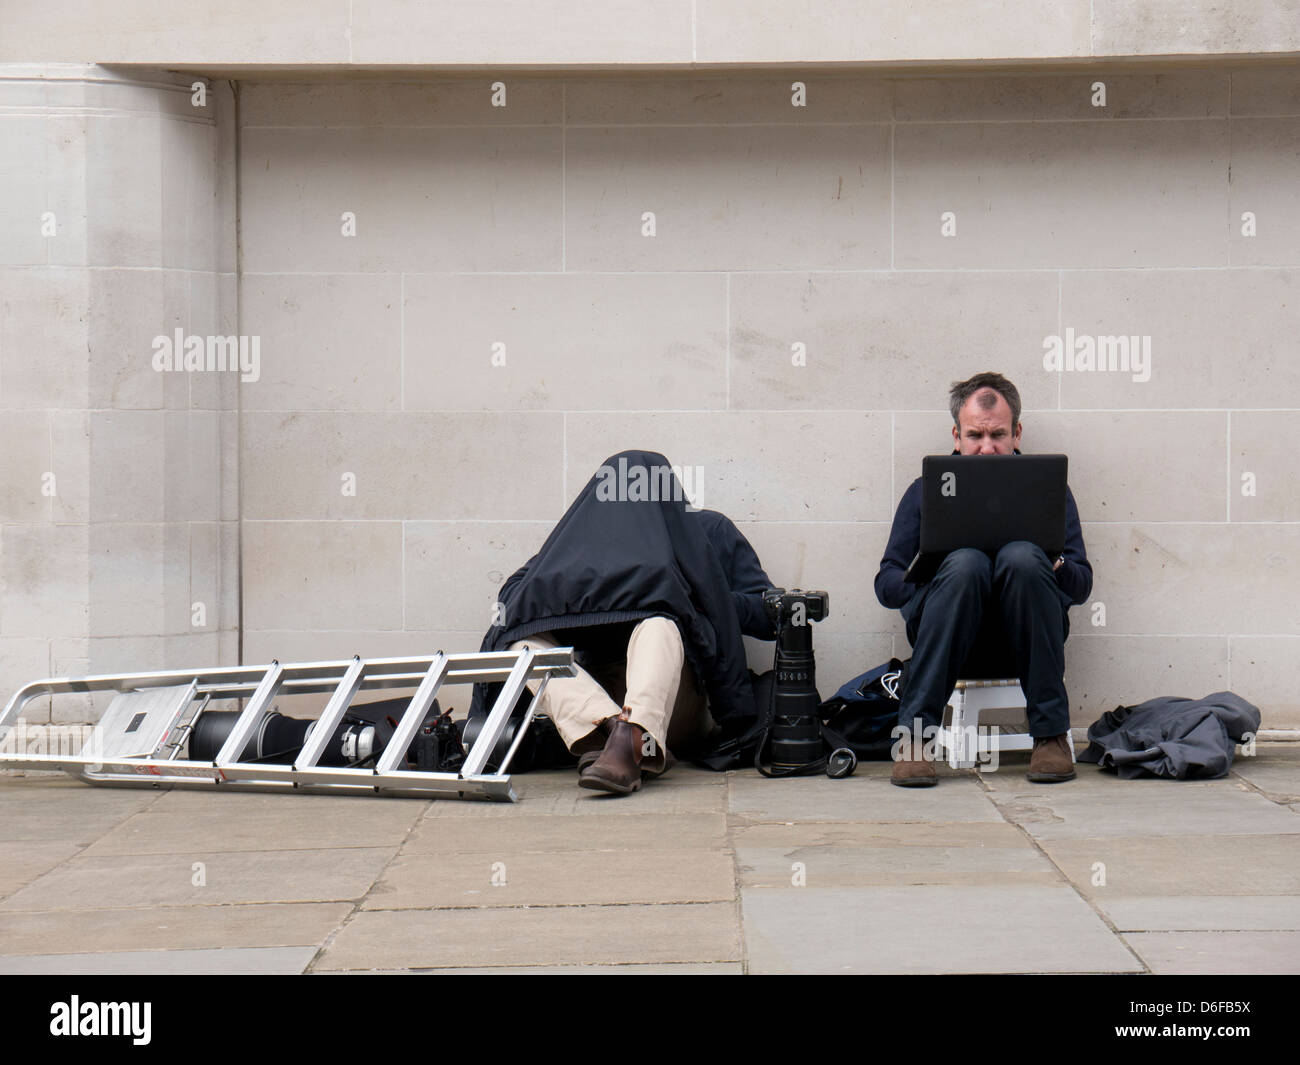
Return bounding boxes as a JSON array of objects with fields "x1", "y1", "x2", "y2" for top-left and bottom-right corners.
[
  {"x1": 578, "y1": 734, "x2": 674, "y2": 777},
  {"x1": 575, "y1": 717, "x2": 615, "y2": 775},
  {"x1": 579, "y1": 718, "x2": 643, "y2": 794},
  {"x1": 1027, "y1": 733, "x2": 1076, "y2": 783},
  {"x1": 891, "y1": 751, "x2": 937, "y2": 788}
]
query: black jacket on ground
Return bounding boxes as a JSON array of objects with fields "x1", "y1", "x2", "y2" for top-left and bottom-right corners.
[
  {"x1": 468, "y1": 450, "x2": 774, "y2": 731},
  {"x1": 1078, "y1": 691, "x2": 1261, "y2": 779}
]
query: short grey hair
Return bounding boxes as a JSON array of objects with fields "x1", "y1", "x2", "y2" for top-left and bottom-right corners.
[{"x1": 949, "y1": 372, "x2": 1022, "y2": 429}]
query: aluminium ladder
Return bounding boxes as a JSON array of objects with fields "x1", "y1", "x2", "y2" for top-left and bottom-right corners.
[{"x1": 0, "y1": 649, "x2": 574, "y2": 801}]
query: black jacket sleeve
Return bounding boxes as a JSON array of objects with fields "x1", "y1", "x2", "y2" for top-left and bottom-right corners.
[
  {"x1": 1056, "y1": 486, "x2": 1092, "y2": 605},
  {"x1": 875, "y1": 478, "x2": 922, "y2": 610},
  {"x1": 692, "y1": 509, "x2": 776, "y2": 640}
]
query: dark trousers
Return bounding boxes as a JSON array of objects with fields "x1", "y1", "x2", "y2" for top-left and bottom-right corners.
[{"x1": 898, "y1": 542, "x2": 1072, "y2": 738}]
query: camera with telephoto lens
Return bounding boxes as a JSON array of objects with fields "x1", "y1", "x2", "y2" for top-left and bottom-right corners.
[
  {"x1": 762, "y1": 588, "x2": 831, "y2": 772},
  {"x1": 188, "y1": 698, "x2": 456, "y2": 770}
]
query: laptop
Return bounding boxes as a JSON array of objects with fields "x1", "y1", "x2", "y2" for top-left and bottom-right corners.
[{"x1": 903, "y1": 454, "x2": 1069, "y2": 583}]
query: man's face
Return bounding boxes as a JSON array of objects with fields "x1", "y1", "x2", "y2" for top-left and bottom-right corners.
[{"x1": 952, "y1": 389, "x2": 1022, "y2": 455}]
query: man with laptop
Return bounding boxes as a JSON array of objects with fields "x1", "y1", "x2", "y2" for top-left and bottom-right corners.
[{"x1": 875, "y1": 372, "x2": 1093, "y2": 787}]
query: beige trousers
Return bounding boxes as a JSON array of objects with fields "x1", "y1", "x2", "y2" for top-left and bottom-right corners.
[{"x1": 508, "y1": 616, "x2": 713, "y2": 757}]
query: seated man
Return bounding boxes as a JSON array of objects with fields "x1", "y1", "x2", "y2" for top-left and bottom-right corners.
[
  {"x1": 468, "y1": 450, "x2": 776, "y2": 795},
  {"x1": 874, "y1": 372, "x2": 1093, "y2": 787}
]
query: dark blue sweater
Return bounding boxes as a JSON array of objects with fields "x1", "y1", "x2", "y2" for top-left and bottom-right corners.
[{"x1": 874, "y1": 457, "x2": 1093, "y2": 610}]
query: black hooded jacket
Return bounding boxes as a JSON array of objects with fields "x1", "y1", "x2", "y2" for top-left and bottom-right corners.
[{"x1": 468, "y1": 450, "x2": 775, "y2": 729}]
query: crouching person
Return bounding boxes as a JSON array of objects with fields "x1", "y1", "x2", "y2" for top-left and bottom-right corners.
[{"x1": 468, "y1": 450, "x2": 776, "y2": 795}]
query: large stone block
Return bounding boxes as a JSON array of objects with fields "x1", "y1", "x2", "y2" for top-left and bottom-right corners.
[
  {"x1": 238, "y1": 274, "x2": 401, "y2": 410},
  {"x1": 1229, "y1": 118, "x2": 1300, "y2": 266},
  {"x1": 730, "y1": 272, "x2": 1059, "y2": 413},
  {"x1": 895, "y1": 120, "x2": 1227, "y2": 269},
  {"x1": 695, "y1": 0, "x2": 1090, "y2": 63},
  {"x1": 565, "y1": 125, "x2": 891, "y2": 272},
  {"x1": 240, "y1": 412, "x2": 564, "y2": 521},
  {"x1": 564, "y1": 411, "x2": 889, "y2": 522},
  {"x1": 241, "y1": 520, "x2": 404, "y2": 632},
  {"x1": 402, "y1": 272, "x2": 728, "y2": 411},
  {"x1": 1058, "y1": 268, "x2": 1300, "y2": 409},
  {"x1": 239, "y1": 127, "x2": 562, "y2": 273}
]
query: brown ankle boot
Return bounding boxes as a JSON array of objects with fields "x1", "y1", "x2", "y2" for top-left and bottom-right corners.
[
  {"x1": 579, "y1": 714, "x2": 643, "y2": 794},
  {"x1": 1028, "y1": 733, "x2": 1076, "y2": 783},
  {"x1": 890, "y1": 725, "x2": 937, "y2": 787},
  {"x1": 575, "y1": 718, "x2": 614, "y2": 775},
  {"x1": 634, "y1": 724, "x2": 676, "y2": 779},
  {"x1": 891, "y1": 751, "x2": 938, "y2": 787}
]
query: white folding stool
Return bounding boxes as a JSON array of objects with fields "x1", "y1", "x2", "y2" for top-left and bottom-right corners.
[{"x1": 934, "y1": 677, "x2": 1075, "y2": 770}]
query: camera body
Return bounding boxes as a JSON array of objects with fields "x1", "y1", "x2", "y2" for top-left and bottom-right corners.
[{"x1": 761, "y1": 587, "x2": 829, "y2": 627}]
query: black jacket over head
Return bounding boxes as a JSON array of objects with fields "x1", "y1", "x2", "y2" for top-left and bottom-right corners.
[{"x1": 468, "y1": 450, "x2": 775, "y2": 731}]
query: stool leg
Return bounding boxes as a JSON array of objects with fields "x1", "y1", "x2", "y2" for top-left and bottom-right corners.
[{"x1": 949, "y1": 689, "x2": 966, "y2": 769}]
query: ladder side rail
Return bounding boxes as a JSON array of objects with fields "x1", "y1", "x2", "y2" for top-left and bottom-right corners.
[
  {"x1": 188, "y1": 649, "x2": 574, "y2": 701},
  {"x1": 1, "y1": 663, "x2": 307, "y2": 731},
  {"x1": 361, "y1": 650, "x2": 560, "y2": 674}
]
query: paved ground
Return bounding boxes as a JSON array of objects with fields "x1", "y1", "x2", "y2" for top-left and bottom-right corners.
[{"x1": 0, "y1": 743, "x2": 1297, "y2": 974}]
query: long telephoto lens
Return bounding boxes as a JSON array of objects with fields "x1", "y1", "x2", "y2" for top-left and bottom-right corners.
[{"x1": 768, "y1": 607, "x2": 823, "y2": 771}]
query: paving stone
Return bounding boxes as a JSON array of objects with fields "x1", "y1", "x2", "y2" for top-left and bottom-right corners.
[
  {"x1": 0, "y1": 946, "x2": 318, "y2": 975},
  {"x1": 423, "y1": 765, "x2": 727, "y2": 818},
  {"x1": 976, "y1": 759, "x2": 1115, "y2": 792},
  {"x1": 0, "y1": 778, "x2": 164, "y2": 842},
  {"x1": 314, "y1": 902, "x2": 742, "y2": 970},
  {"x1": 1122, "y1": 931, "x2": 1300, "y2": 975},
  {"x1": 0, "y1": 902, "x2": 352, "y2": 955},
  {"x1": 988, "y1": 778, "x2": 1300, "y2": 840},
  {"x1": 727, "y1": 771, "x2": 1004, "y2": 823},
  {"x1": 742, "y1": 885, "x2": 1142, "y2": 974},
  {"x1": 403, "y1": 812, "x2": 726, "y2": 854},
  {"x1": 0, "y1": 840, "x2": 83, "y2": 899},
  {"x1": 363, "y1": 847, "x2": 735, "y2": 909},
  {"x1": 729, "y1": 820, "x2": 1028, "y2": 848},
  {"x1": 736, "y1": 843, "x2": 1060, "y2": 888},
  {"x1": 1097, "y1": 896, "x2": 1300, "y2": 931},
  {"x1": 1232, "y1": 748, "x2": 1300, "y2": 803},
  {"x1": 0, "y1": 848, "x2": 395, "y2": 910},
  {"x1": 83, "y1": 789, "x2": 428, "y2": 855},
  {"x1": 1042, "y1": 835, "x2": 1300, "y2": 898}
]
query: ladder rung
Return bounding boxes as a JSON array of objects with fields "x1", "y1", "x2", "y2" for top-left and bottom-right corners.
[
  {"x1": 213, "y1": 662, "x2": 283, "y2": 768},
  {"x1": 376, "y1": 652, "x2": 449, "y2": 774},
  {"x1": 294, "y1": 656, "x2": 366, "y2": 770}
]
